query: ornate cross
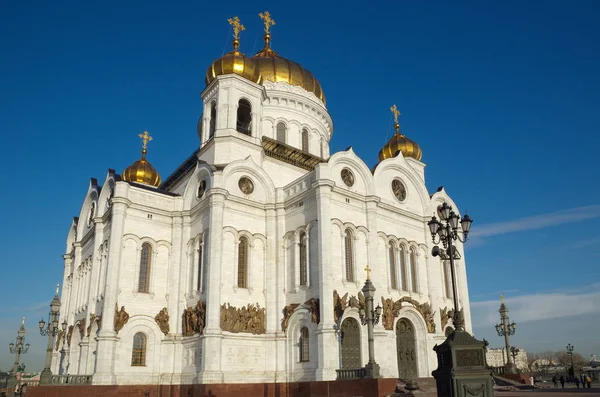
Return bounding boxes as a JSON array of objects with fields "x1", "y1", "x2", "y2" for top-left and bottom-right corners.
[
  {"x1": 259, "y1": 11, "x2": 276, "y2": 33},
  {"x1": 390, "y1": 104, "x2": 401, "y2": 124},
  {"x1": 364, "y1": 264, "x2": 372, "y2": 280},
  {"x1": 227, "y1": 16, "x2": 245, "y2": 40},
  {"x1": 138, "y1": 131, "x2": 153, "y2": 150}
]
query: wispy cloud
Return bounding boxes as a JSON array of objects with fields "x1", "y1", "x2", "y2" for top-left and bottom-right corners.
[
  {"x1": 473, "y1": 205, "x2": 600, "y2": 238},
  {"x1": 568, "y1": 235, "x2": 600, "y2": 249}
]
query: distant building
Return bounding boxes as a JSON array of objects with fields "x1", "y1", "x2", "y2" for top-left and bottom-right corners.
[{"x1": 486, "y1": 347, "x2": 529, "y2": 372}]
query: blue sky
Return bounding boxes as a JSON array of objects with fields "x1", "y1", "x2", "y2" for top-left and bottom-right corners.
[{"x1": 1, "y1": 1, "x2": 599, "y2": 371}]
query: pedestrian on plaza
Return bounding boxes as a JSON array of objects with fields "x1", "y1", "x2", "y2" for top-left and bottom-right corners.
[
  {"x1": 552, "y1": 374, "x2": 558, "y2": 388},
  {"x1": 559, "y1": 375, "x2": 565, "y2": 388},
  {"x1": 575, "y1": 376, "x2": 580, "y2": 388},
  {"x1": 581, "y1": 373, "x2": 586, "y2": 385},
  {"x1": 585, "y1": 375, "x2": 592, "y2": 388}
]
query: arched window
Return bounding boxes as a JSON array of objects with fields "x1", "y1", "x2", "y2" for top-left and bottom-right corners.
[
  {"x1": 443, "y1": 261, "x2": 452, "y2": 299},
  {"x1": 399, "y1": 245, "x2": 408, "y2": 291},
  {"x1": 236, "y1": 99, "x2": 252, "y2": 135},
  {"x1": 131, "y1": 332, "x2": 147, "y2": 366},
  {"x1": 344, "y1": 229, "x2": 354, "y2": 282},
  {"x1": 299, "y1": 327, "x2": 309, "y2": 362},
  {"x1": 276, "y1": 122, "x2": 286, "y2": 143},
  {"x1": 410, "y1": 249, "x2": 418, "y2": 293},
  {"x1": 389, "y1": 242, "x2": 397, "y2": 289},
  {"x1": 209, "y1": 102, "x2": 217, "y2": 138},
  {"x1": 301, "y1": 128, "x2": 309, "y2": 152},
  {"x1": 237, "y1": 236, "x2": 249, "y2": 288},
  {"x1": 196, "y1": 241, "x2": 203, "y2": 291},
  {"x1": 299, "y1": 232, "x2": 307, "y2": 286},
  {"x1": 138, "y1": 243, "x2": 152, "y2": 293}
]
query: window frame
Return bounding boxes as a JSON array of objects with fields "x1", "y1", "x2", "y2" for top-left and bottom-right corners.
[
  {"x1": 344, "y1": 229, "x2": 355, "y2": 282},
  {"x1": 299, "y1": 327, "x2": 309, "y2": 362},
  {"x1": 131, "y1": 332, "x2": 147, "y2": 366},
  {"x1": 237, "y1": 236, "x2": 249, "y2": 288},
  {"x1": 138, "y1": 243, "x2": 152, "y2": 293}
]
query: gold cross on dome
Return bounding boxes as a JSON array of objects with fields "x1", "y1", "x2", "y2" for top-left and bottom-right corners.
[
  {"x1": 228, "y1": 16, "x2": 245, "y2": 40},
  {"x1": 500, "y1": 293, "x2": 505, "y2": 304},
  {"x1": 364, "y1": 264, "x2": 372, "y2": 280},
  {"x1": 259, "y1": 11, "x2": 276, "y2": 33},
  {"x1": 138, "y1": 131, "x2": 153, "y2": 150},
  {"x1": 390, "y1": 104, "x2": 401, "y2": 124}
]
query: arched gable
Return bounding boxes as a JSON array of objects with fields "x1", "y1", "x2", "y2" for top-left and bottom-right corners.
[
  {"x1": 97, "y1": 169, "x2": 120, "y2": 218},
  {"x1": 327, "y1": 148, "x2": 375, "y2": 196},
  {"x1": 183, "y1": 162, "x2": 215, "y2": 210},
  {"x1": 429, "y1": 187, "x2": 463, "y2": 217},
  {"x1": 66, "y1": 217, "x2": 78, "y2": 254},
  {"x1": 221, "y1": 156, "x2": 276, "y2": 203},
  {"x1": 76, "y1": 178, "x2": 100, "y2": 239},
  {"x1": 373, "y1": 159, "x2": 430, "y2": 216}
]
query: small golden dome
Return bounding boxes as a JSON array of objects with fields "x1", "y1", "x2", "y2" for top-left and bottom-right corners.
[
  {"x1": 122, "y1": 131, "x2": 162, "y2": 187},
  {"x1": 252, "y1": 33, "x2": 326, "y2": 104},
  {"x1": 378, "y1": 105, "x2": 422, "y2": 162}
]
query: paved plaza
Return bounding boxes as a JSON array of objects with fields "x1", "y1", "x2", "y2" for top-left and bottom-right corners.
[{"x1": 497, "y1": 387, "x2": 600, "y2": 396}]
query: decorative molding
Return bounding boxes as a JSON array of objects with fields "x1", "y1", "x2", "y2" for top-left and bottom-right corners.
[
  {"x1": 380, "y1": 296, "x2": 436, "y2": 333},
  {"x1": 155, "y1": 307, "x2": 170, "y2": 335},
  {"x1": 182, "y1": 301, "x2": 205, "y2": 336},
  {"x1": 333, "y1": 290, "x2": 348, "y2": 323},
  {"x1": 281, "y1": 303, "x2": 300, "y2": 331},
  {"x1": 220, "y1": 302, "x2": 265, "y2": 335},
  {"x1": 262, "y1": 137, "x2": 325, "y2": 171},
  {"x1": 114, "y1": 303, "x2": 129, "y2": 334},
  {"x1": 67, "y1": 325, "x2": 74, "y2": 347}
]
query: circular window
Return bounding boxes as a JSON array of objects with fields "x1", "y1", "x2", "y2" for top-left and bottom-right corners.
[
  {"x1": 341, "y1": 168, "x2": 355, "y2": 187},
  {"x1": 391, "y1": 179, "x2": 407, "y2": 202},
  {"x1": 197, "y1": 180, "x2": 207, "y2": 199},
  {"x1": 238, "y1": 177, "x2": 254, "y2": 195}
]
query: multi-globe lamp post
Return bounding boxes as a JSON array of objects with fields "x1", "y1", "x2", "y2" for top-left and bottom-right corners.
[
  {"x1": 8, "y1": 318, "x2": 30, "y2": 386},
  {"x1": 358, "y1": 265, "x2": 383, "y2": 379},
  {"x1": 566, "y1": 343, "x2": 575, "y2": 377},
  {"x1": 495, "y1": 295, "x2": 517, "y2": 374},
  {"x1": 38, "y1": 284, "x2": 67, "y2": 385}
]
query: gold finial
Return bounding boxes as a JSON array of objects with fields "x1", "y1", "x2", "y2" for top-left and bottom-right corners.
[
  {"x1": 500, "y1": 293, "x2": 505, "y2": 304},
  {"x1": 364, "y1": 264, "x2": 372, "y2": 280},
  {"x1": 227, "y1": 16, "x2": 245, "y2": 52},
  {"x1": 390, "y1": 104, "x2": 401, "y2": 134},
  {"x1": 138, "y1": 131, "x2": 153, "y2": 158},
  {"x1": 259, "y1": 11, "x2": 276, "y2": 34}
]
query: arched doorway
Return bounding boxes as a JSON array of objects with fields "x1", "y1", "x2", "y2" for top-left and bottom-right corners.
[
  {"x1": 396, "y1": 318, "x2": 418, "y2": 378},
  {"x1": 340, "y1": 318, "x2": 361, "y2": 369}
]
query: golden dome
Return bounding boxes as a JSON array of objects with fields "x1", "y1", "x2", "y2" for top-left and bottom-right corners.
[
  {"x1": 122, "y1": 131, "x2": 162, "y2": 187},
  {"x1": 205, "y1": 17, "x2": 260, "y2": 86},
  {"x1": 378, "y1": 105, "x2": 422, "y2": 162},
  {"x1": 252, "y1": 33, "x2": 326, "y2": 105}
]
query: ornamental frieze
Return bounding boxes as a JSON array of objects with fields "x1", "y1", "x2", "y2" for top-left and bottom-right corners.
[
  {"x1": 380, "y1": 296, "x2": 436, "y2": 333},
  {"x1": 220, "y1": 302, "x2": 265, "y2": 335},
  {"x1": 281, "y1": 298, "x2": 321, "y2": 331},
  {"x1": 182, "y1": 301, "x2": 205, "y2": 336},
  {"x1": 155, "y1": 307, "x2": 170, "y2": 335}
]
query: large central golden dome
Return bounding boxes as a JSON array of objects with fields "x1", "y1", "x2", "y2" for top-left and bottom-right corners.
[{"x1": 252, "y1": 33, "x2": 326, "y2": 104}]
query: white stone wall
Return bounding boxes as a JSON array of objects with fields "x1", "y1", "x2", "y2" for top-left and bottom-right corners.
[{"x1": 486, "y1": 347, "x2": 529, "y2": 371}]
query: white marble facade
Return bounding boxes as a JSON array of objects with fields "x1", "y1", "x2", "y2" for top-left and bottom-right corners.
[{"x1": 52, "y1": 66, "x2": 473, "y2": 386}]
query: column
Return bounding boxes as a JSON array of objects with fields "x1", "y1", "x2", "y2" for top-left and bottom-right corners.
[
  {"x1": 314, "y1": 180, "x2": 337, "y2": 381},
  {"x1": 93, "y1": 199, "x2": 128, "y2": 385},
  {"x1": 264, "y1": 205, "x2": 281, "y2": 380},
  {"x1": 200, "y1": 189, "x2": 226, "y2": 383}
]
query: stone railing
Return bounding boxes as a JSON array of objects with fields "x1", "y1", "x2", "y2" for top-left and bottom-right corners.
[
  {"x1": 50, "y1": 375, "x2": 93, "y2": 385},
  {"x1": 336, "y1": 367, "x2": 366, "y2": 380}
]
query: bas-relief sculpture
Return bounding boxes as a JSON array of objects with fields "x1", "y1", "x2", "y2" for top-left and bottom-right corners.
[
  {"x1": 86, "y1": 313, "x2": 96, "y2": 337},
  {"x1": 440, "y1": 306, "x2": 455, "y2": 330},
  {"x1": 281, "y1": 298, "x2": 320, "y2": 331},
  {"x1": 155, "y1": 307, "x2": 170, "y2": 335},
  {"x1": 55, "y1": 329, "x2": 64, "y2": 350},
  {"x1": 348, "y1": 292, "x2": 365, "y2": 311},
  {"x1": 67, "y1": 325, "x2": 74, "y2": 347},
  {"x1": 182, "y1": 300, "x2": 205, "y2": 336},
  {"x1": 333, "y1": 290, "x2": 348, "y2": 323},
  {"x1": 220, "y1": 302, "x2": 266, "y2": 335},
  {"x1": 76, "y1": 319, "x2": 86, "y2": 339},
  {"x1": 114, "y1": 304, "x2": 130, "y2": 334},
  {"x1": 380, "y1": 296, "x2": 436, "y2": 333}
]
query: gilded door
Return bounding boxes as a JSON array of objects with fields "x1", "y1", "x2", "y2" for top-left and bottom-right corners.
[
  {"x1": 396, "y1": 318, "x2": 418, "y2": 379},
  {"x1": 340, "y1": 318, "x2": 361, "y2": 369}
]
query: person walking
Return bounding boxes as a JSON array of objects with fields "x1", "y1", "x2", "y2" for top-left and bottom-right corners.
[
  {"x1": 559, "y1": 375, "x2": 565, "y2": 388},
  {"x1": 585, "y1": 374, "x2": 592, "y2": 388},
  {"x1": 552, "y1": 374, "x2": 558, "y2": 388},
  {"x1": 575, "y1": 376, "x2": 580, "y2": 388}
]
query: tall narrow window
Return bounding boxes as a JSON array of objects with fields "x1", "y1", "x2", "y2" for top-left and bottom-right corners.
[
  {"x1": 443, "y1": 261, "x2": 452, "y2": 299},
  {"x1": 399, "y1": 245, "x2": 408, "y2": 291},
  {"x1": 276, "y1": 122, "x2": 286, "y2": 143},
  {"x1": 138, "y1": 243, "x2": 152, "y2": 293},
  {"x1": 301, "y1": 128, "x2": 309, "y2": 152},
  {"x1": 237, "y1": 236, "x2": 249, "y2": 288},
  {"x1": 389, "y1": 242, "x2": 397, "y2": 289},
  {"x1": 236, "y1": 99, "x2": 252, "y2": 135},
  {"x1": 209, "y1": 102, "x2": 217, "y2": 138},
  {"x1": 131, "y1": 332, "x2": 147, "y2": 366},
  {"x1": 299, "y1": 327, "x2": 309, "y2": 362},
  {"x1": 196, "y1": 242, "x2": 203, "y2": 291},
  {"x1": 344, "y1": 229, "x2": 354, "y2": 282},
  {"x1": 410, "y1": 249, "x2": 418, "y2": 293},
  {"x1": 299, "y1": 232, "x2": 307, "y2": 286}
]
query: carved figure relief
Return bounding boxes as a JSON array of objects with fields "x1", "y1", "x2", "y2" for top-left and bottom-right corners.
[
  {"x1": 341, "y1": 168, "x2": 355, "y2": 187},
  {"x1": 305, "y1": 297, "x2": 320, "y2": 324},
  {"x1": 381, "y1": 297, "x2": 402, "y2": 330},
  {"x1": 96, "y1": 315, "x2": 102, "y2": 333},
  {"x1": 67, "y1": 325, "x2": 74, "y2": 347},
  {"x1": 220, "y1": 302, "x2": 265, "y2": 334},
  {"x1": 380, "y1": 296, "x2": 436, "y2": 333},
  {"x1": 238, "y1": 177, "x2": 254, "y2": 195},
  {"x1": 76, "y1": 319, "x2": 86, "y2": 339},
  {"x1": 440, "y1": 306, "x2": 454, "y2": 331},
  {"x1": 55, "y1": 329, "x2": 64, "y2": 350},
  {"x1": 155, "y1": 307, "x2": 170, "y2": 335},
  {"x1": 114, "y1": 304, "x2": 130, "y2": 334},
  {"x1": 333, "y1": 290, "x2": 348, "y2": 323},
  {"x1": 197, "y1": 179, "x2": 207, "y2": 199},
  {"x1": 182, "y1": 300, "x2": 205, "y2": 336},
  {"x1": 348, "y1": 292, "x2": 366, "y2": 311},
  {"x1": 281, "y1": 303, "x2": 299, "y2": 331},
  {"x1": 86, "y1": 314, "x2": 96, "y2": 337}
]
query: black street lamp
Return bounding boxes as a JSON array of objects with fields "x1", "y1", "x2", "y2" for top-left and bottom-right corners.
[
  {"x1": 358, "y1": 265, "x2": 382, "y2": 379},
  {"x1": 428, "y1": 202, "x2": 473, "y2": 330},
  {"x1": 8, "y1": 318, "x2": 30, "y2": 386},
  {"x1": 495, "y1": 294, "x2": 517, "y2": 374},
  {"x1": 566, "y1": 343, "x2": 575, "y2": 376},
  {"x1": 510, "y1": 346, "x2": 520, "y2": 370},
  {"x1": 38, "y1": 284, "x2": 66, "y2": 385}
]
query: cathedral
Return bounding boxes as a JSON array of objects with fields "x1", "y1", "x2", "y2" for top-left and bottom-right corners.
[{"x1": 52, "y1": 12, "x2": 473, "y2": 386}]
